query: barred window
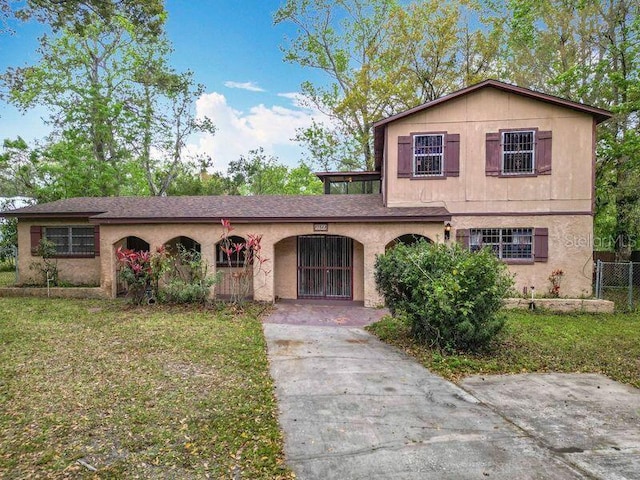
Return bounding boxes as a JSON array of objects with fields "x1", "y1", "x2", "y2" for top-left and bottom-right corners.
[
  {"x1": 502, "y1": 131, "x2": 534, "y2": 174},
  {"x1": 45, "y1": 226, "x2": 95, "y2": 255},
  {"x1": 470, "y1": 228, "x2": 533, "y2": 260},
  {"x1": 414, "y1": 134, "x2": 444, "y2": 176}
]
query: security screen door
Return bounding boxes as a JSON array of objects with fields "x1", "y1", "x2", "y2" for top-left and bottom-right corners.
[{"x1": 297, "y1": 235, "x2": 353, "y2": 299}]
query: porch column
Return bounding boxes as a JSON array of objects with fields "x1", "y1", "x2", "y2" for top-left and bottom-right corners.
[
  {"x1": 200, "y1": 239, "x2": 217, "y2": 299},
  {"x1": 363, "y1": 242, "x2": 385, "y2": 307},
  {"x1": 253, "y1": 238, "x2": 275, "y2": 303}
]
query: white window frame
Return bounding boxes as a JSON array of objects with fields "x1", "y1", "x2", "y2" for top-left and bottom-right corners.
[
  {"x1": 413, "y1": 133, "x2": 444, "y2": 176},
  {"x1": 469, "y1": 228, "x2": 533, "y2": 260},
  {"x1": 501, "y1": 130, "x2": 535, "y2": 175}
]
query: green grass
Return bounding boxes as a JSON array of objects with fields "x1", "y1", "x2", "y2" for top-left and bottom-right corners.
[
  {"x1": 367, "y1": 310, "x2": 640, "y2": 388},
  {"x1": 0, "y1": 271, "x2": 15, "y2": 287},
  {"x1": 0, "y1": 298, "x2": 293, "y2": 479}
]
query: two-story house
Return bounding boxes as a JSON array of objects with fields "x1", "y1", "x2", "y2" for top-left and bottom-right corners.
[{"x1": 2, "y1": 80, "x2": 611, "y2": 305}]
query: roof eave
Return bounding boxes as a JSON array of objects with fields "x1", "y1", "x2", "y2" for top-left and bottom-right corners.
[{"x1": 90, "y1": 214, "x2": 451, "y2": 225}]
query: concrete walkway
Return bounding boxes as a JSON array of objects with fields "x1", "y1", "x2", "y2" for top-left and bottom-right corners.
[{"x1": 262, "y1": 303, "x2": 631, "y2": 479}]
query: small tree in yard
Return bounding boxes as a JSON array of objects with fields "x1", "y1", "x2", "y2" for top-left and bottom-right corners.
[
  {"x1": 375, "y1": 241, "x2": 514, "y2": 352},
  {"x1": 29, "y1": 239, "x2": 59, "y2": 286}
]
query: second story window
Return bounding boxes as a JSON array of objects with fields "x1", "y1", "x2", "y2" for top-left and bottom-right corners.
[
  {"x1": 414, "y1": 134, "x2": 444, "y2": 176},
  {"x1": 486, "y1": 128, "x2": 552, "y2": 177},
  {"x1": 502, "y1": 130, "x2": 534, "y2": 174}
]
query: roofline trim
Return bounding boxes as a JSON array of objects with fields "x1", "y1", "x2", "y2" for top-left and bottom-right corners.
[
  {"x1": 373, "y1": 79, "x2": 613, "y2": 128},
  {"x1": 89, "y1": 215, "x2": 452, "y2": 225}
]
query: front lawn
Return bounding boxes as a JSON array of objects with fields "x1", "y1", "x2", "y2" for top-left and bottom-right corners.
[
  {"x1": 367, "y1": 310, "x2": 640, "y2": 389},
  {"x1": 0, "y1": 271, "x2": 15, "y2": 287},
  {"x1": 0, "y1": 298, "x2": 293, "y2": 479}
]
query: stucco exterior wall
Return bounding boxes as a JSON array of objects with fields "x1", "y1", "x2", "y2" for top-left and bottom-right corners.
[
  {"x1": 383, "y1": 88, "x2": 595, "y2": 213},
  {"x1": 94, "y1": 220, "x2": 445, "y2": 307},
  {"x1": 17, "y1": 221, "x2": 100, "y2": 286},
  {"x1": 451, "y1": 214, "x2": 594, "y2": 297},
  {"x1": 17, "y1": 213, "x2": 593, "y2": 304}
]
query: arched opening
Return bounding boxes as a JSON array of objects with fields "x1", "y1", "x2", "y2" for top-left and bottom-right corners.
[
  {"x1": 215, "y1": 235, "x2": 253, "y2": 300},
  {"x1": 163, "y1": 236, "x2": 203, "y2": 285},
  {"x1": 385, "y1": 234, "x2": 432, "y2": 251},
  {"x1": 165, "y1": 236, "x2": 201, "y2": 255},
  {"x1": 274, "y1": 234, "x2": 364, "y2": 302},
  {"x1": 114, "y1": 236, "x2": 150, "y2": 296}
]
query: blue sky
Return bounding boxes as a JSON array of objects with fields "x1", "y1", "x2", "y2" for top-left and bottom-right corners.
[{"x1": 0, "y1": 1, "x2": 328, "y2": 171}]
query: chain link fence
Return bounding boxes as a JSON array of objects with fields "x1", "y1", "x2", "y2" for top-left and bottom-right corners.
[
  {"x1": 0, "y1": 245, "x2": 18, "y2": 285},
  {"x1": 594, "y1": 260, "x2": 640, "y2": 311}
]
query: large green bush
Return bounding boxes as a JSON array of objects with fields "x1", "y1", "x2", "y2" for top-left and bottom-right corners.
[{"x1": 375, "y1": 241, "x2": 514, "y2": 352}]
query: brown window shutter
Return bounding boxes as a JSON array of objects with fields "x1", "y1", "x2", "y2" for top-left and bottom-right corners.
[
  {"x1": 535, "y1": 130, "x2": 552, "y2": 175},
  {"x1": 397, "y1": 135, "x2": 412, "y2": 178},
  {"x1": 456, "y1": 228, "x2": 470, "y2": 249},
  {"x1": 534, "y1": 228, "x2": 548, "y2": 262},
  {"x1": 444, "y1": 133, "x2": 460, "y2": 177},
  {"x1": 94, "y1": 225, "x2": 100, "y2": 257},
  {"x1": 485, "y1": 132, "x2": 501, "y2": 176},
  {"x1": 30, "y1": 226, "x2": 42, "y2": 256}
]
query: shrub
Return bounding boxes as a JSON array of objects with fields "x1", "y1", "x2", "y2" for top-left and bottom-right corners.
[
  {"x1": 159, "y1": 244, "x2": 219, "y2": 304},
  {"x1": 375, "y1": 241, "x2": 514, "y2": 352},
  {"x1": 29, "y1": 239, "x2": 59, "y2": 286}
]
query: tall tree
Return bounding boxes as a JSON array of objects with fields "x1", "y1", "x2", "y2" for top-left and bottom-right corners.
[
  {"x1": 480, "y1": 0, "x2": 640, "y2": 254},
  {"x1": 227, "y1": 148, "x2": 322, "y2": 196},
  {"x1": 276, "y1": 0, "x2": 499, "y2": 170},
  {"x1": 1, "y1": 11, "x2": 213, "y2": 198},
  {"x1": 275, "y1": 0, "x2": 408, "y2": 170},
  {"x1": 0, "y1": 0, "x2": 164, "y2": 35}
]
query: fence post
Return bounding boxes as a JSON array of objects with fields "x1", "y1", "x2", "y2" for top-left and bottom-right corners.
[
  {"x1": 629, "y1": 262, "x2": 634, "y2": 310},
  {"x1": 595, "y1": 260, "x2": 602, "y2": 299},
  {"x1": 12, "y1": 245, "x2": 18, "y2": 284}
]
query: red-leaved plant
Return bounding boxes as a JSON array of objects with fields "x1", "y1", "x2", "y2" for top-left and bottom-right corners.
[
  {"x1": 116, "y1": 245, "x2": 168, "y2": 304},
  {"x1": 219, "y1": 219, "x2": 269, "y2": 304}
]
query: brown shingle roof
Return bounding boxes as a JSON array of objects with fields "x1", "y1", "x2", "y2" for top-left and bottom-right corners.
[{"x1": 2, "y1": 195, "x2": 450, "y2": 224}]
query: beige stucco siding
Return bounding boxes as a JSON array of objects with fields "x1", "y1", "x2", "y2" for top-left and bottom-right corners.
[
  {"x1": 384, "y1": 88, "x2": 594, "y2": 213},
  {"x1": 16, "y1": 221, "x2": 100, "y2": 286},
  {"x1": 96, "y1": 221, "x2": 445, "y2": 307},
  {"x1": 451, "y1": 214, "x2": 594, "y2": 297}
]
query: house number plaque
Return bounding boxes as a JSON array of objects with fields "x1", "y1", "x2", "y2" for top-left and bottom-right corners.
[{"x1": 313, "y1": 223, "x2": 329, "y2": 232}]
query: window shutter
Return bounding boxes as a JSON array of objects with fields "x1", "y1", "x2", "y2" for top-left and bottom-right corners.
[
  {"x1": 456, "y1": 228, "x2": 470, "y2": 249},
  {"x1": 444, "y1": 133, "x2": 460, "y2": 177},
  {"x1": 534, "y1": 228, "x2": 548, "y2": 262},
  {"x1": 397, "y1": 136, "x2": 412, "y2": 178},
  {"x1": 485, "y1": 132, "x2": 501, "y2": 176},
  {"x1": 30, "y1": 226, "x2": 42, "y2": 256},
  {"x1": 535, "y1": 130, "x2": 552, "y2": 175},
  {"x1": 94, "y1": 225, "x2": 101, "y2": 257}
]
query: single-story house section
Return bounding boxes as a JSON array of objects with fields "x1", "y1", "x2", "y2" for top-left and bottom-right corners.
[
  {"x1": 2, "y1": 79, "x2": 612, "y2": 305},
  {"x1": 5, "y1": 195, "x2": 449, "y2": 306}
]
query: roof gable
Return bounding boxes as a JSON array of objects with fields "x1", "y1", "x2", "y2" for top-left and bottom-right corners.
[{"x1": 373, "y1": 79, "x2": 612, "y2": 170}]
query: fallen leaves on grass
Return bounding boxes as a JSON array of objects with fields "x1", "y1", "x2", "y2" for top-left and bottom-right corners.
[{"x1": 0, "y1": 298, "x2": 294, "y2": 479}]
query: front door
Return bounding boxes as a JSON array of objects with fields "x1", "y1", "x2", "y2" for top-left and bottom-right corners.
[{"x1": 297, "y1": 235, "x2": 353, "y2": 300}]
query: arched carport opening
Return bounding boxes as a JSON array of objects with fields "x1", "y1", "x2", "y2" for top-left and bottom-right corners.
[
  {"x1": 114, "y1": 236, "x2": 150, "y2": 296},
  {"x1": 215, "y1": 235, "x2": 253, "y2": 300},
  {"x1": 385, "y1": 234, "x2": 432, "y2": 251},
  {"x1": 274, "y1": 234, "x2": 364, "y2": 302}
]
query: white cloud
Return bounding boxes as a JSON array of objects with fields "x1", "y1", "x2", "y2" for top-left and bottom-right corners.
[
  {"x1": 223, "y1": 81, "x2": 266, "y2": 92},
  {"x1": 189, "y1": 91, "x2": 326, "y2": 171}
]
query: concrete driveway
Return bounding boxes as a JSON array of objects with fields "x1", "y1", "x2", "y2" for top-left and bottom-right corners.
[{"x1": 263, "y1": 303, "x2": 640, "y2": 480}]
